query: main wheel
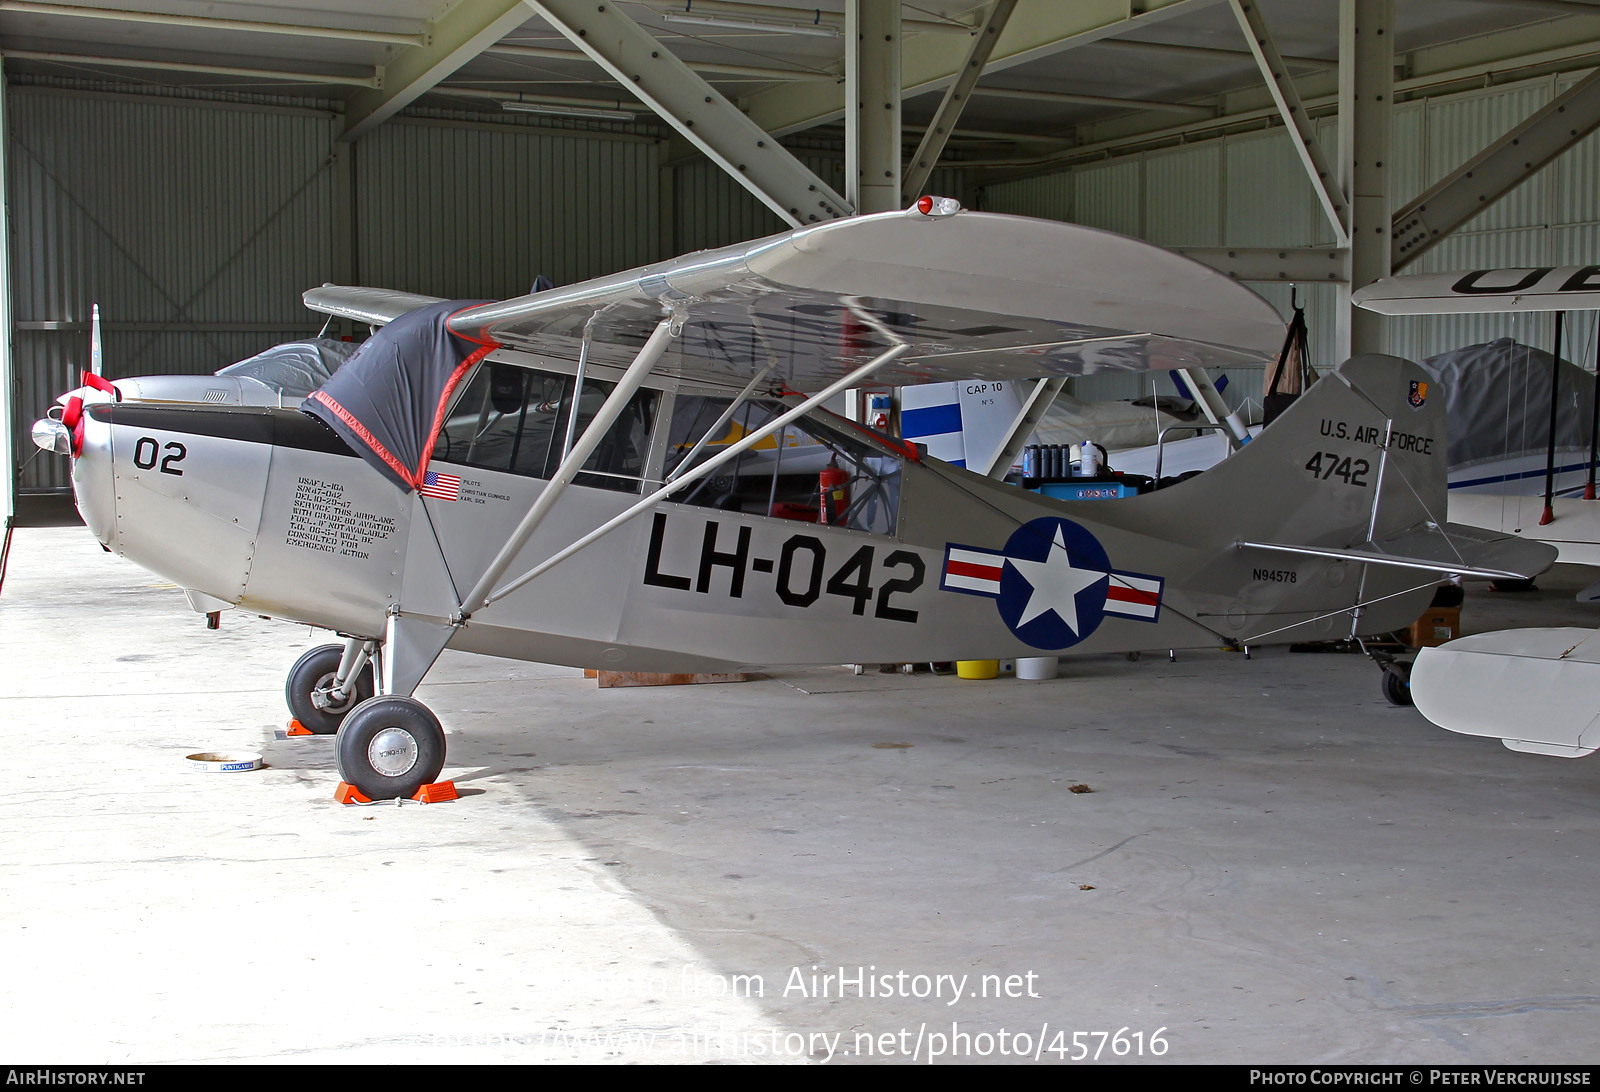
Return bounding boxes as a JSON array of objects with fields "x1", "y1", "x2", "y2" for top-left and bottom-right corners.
[
  {"x1": 285, "y1": 643, "x2": 375, "y2": 735},
  {"x1": 335, "y1": 696, "x2": 446, "y2": 800},
  {"x1": 1381, "y1": 663, "x2": 1413, "y2": 706}
]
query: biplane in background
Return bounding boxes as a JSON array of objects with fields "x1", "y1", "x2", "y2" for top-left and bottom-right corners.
[{"x1": 1353, "y1": 266, "x2": 1600, "y2": 756}]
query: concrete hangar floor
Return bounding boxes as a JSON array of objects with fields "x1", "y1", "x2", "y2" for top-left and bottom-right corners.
[{"x1": 2, "y1": 497, "x2": 1598, "y2": 1066}]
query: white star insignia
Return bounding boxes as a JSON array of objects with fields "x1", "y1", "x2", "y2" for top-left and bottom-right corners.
[{"x1": 1005, "y1": 525, "x2": 1107, "y2": 634}]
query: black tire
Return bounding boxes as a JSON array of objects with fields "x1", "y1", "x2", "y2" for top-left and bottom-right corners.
[
  {"x1": 1382, "y1": 663, "x2": 1413, "y2": 707},
  {"x1": 286, "y1": 643, "x2": 375, "y2": 735},
  {"x1": 335, "y1": 696, "x2": 447, "y2": 800}
]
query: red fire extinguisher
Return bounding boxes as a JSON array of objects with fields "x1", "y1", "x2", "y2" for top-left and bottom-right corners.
[{"x1": 819, "y1": 458, "x2": 850, "y2": 524}]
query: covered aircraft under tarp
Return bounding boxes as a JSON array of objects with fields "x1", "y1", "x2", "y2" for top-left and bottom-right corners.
[
  {"x1": 303, "y1": 299, "x2": 491, "y2": 493},
  {"x1": 1416, "y1": 338, "x2": 1596, "y2": 492}
]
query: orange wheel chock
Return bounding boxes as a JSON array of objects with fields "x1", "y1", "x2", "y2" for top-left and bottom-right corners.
[
  {"x1": 334, "y1": 781, "x2": 458, "y2": 805},
  {"x1": 334, "y1": 782, "x2": 372, "y2": 804}
]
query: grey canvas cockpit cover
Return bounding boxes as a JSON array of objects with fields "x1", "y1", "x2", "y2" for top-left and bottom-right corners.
[
  {"x1": 218, "y1": 337, "x2": 359, "y2": 399},
  {"x1": 1417, "y1": 338, "x2": 1596, "y2": 469},
  {"x1": 303, "y1": 299, "x2": 490, "y2": 492}
]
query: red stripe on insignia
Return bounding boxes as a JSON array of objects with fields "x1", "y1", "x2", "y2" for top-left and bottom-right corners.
[
  {"x1": 1107, "y1": 585, "x2": 1159, "y2": 606},
  {"x1": 946, "y1": 560, "x2": 1003, "y2": 581}
]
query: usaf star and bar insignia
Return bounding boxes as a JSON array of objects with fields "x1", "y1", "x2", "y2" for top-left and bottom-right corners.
[{"x1": 941, "y1": 516, "x2": 1163, "y2": 650}]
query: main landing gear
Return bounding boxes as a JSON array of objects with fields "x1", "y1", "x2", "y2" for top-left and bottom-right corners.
[
  {"x1": 283, "y1": 636, "x2": 450, "y2": 800},
  {"x1": 285, "y1": 641, "x2": 375, "y2": 734},
  {"x1": 335, "y1": 695, "x2": 447, "y2": 800}
]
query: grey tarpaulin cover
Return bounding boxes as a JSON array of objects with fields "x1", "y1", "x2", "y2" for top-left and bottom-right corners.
[
  {"x1": 1416, "y1": 338, "x2": 1595, "y2": 470},
  {"x1": 303, "y1": 299, "x2": 491, "y2": 492},
  {"x1": 218, "y1": 338, "x2": 359, "y2": 399}
]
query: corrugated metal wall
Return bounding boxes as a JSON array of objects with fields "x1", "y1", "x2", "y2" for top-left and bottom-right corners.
[
  {"x1": 6, "y1": 84, "x2": 971, "y2": 493},
  {"x1": 9, "y1": 88, "x2": 339, "y2": 488},
  {"x1": 354, "y1": 118, "x2": 661, "y2": 297},
  {"x1": 14, "y1": 70, "x2": 1593, "y2": 491}
]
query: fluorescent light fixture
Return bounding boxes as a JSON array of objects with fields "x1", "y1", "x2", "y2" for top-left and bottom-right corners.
[
  {"x1": 660, "y1": 9, "x2": 840, "y2": 38},
  {"x1": 501, "y1": 101, "x2": 638, "y2": 121}
]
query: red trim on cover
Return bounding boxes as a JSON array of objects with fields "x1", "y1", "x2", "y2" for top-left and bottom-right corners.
[
  {"x1": 412, "y1": 341, "x2": 496, "y2": 485},
  {"x1": 308, "y1": 389, "x2": 415, "y2": 487},
  {"x1": 410, "y1": 302, "x2": 503, "y2": 484}
]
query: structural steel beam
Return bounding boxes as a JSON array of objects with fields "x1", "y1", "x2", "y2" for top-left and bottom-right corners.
[
  {"x1": 1096, "y1": 36, "x2": 1336, "y2": 71},
  {"x1": 1228, "y1": 0, "x2": 1349, "y2": 245},
  {"x1": 636, "y1": 0, "x2": 975, "y2": 34},
  {"x1": 1172, "y1": 246, "x2": 1349, "y2": 283},
  {"x1": 971, "y1": 84, "x2": 1213, "y2": 118},
  {"x1": 340, "y1": 0, "x2": 533, "y2": 142},
  {"x1": 487, "y1": 42, "x2": 821, "y2": 80},
  {"x1": 846, "y1": 0, "x2": 900, "y2": 215},
  {"x1": 1392, "y1": 66, "x2": 1600, "y2": 272},
  {"x1": 904, "y1": 0, "x2": 1016, "y2": 202},
  {"x1": 526, "y1": 0, "x2": 848, "y2": 225},
  {"x1": 0, "y1": 1, "x2": 430, "y2": 46},
  {"x1": 1338, "y1": 0, "x2": 1393, "y2": 359},
  {"x1": 4, "y1": 49, "x2": 382, "y2": 87},
  {"x1": 745, "y1": 0, "x2": 1218, "y2": 137}
]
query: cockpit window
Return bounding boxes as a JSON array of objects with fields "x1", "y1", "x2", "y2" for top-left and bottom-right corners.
[
  {"x1": 435, "y1": 362, "x2": 658, "y2": 492},
  {"x1": 665, "y1": 395, "x2": 901, "y2": 536}
]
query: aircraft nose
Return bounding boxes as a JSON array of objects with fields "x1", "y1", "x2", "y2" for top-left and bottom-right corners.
[
  {"x1": 31, "y1": 415, "x2": 72, "y2": 455},
  {"x1": 68, "y1": 403, "x2": 118, "y2": 547}
]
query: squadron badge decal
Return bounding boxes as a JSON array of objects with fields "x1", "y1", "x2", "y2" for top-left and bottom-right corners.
[{"x1": 941, "y1": 516, "x2": 1163, "y2": 650}]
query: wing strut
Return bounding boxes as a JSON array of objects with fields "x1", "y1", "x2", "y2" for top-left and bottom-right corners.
[
  {"x1": 457, "y1": 315, "x2": 680, "y2": 617},
  {"x1": 979, "y1": 376, "x2": 1066, "y2": 479},
  {"x1": 1236, "y1": 540, "x2": 1535, "y2": 582},
  {"x1": 665, "y1": 364, "x2": 774, "y2": 483},
  {"x1": 475, "y1": 342, "x2": 911, "y2": 610}
]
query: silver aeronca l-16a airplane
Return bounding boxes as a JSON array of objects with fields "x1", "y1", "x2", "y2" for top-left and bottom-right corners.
[{"x1": 34, "y1": 199, "x2": 1557, "y2": 800}]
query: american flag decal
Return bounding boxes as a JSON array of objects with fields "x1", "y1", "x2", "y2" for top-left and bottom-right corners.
[{"x1": 419, "y1": 470, "x2": 461, "y2": 501}]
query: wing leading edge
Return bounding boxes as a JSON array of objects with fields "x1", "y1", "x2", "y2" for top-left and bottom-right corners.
[
  {"x1": 303, "y1": 285, "x2": 448, "y2": 328},
  {"x1": 444, "y1": 205, "x2": 1286, "y2": 393}
]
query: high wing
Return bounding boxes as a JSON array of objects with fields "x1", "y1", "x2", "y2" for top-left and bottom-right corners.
[
  {"x1": 303, "y1": 285, "x2": 447, "y2": 327},
  {"x1": 425, "y1": 204, "x2": 1285, "y2": 393}
]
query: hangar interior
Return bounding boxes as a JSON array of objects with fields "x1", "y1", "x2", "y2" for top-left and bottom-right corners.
[
  {"x1": 8, "y1": 0, "x2": 1600, "y2": 503},
  {"x1": 7, "y1": 0, "x2": 1600, "y2": 1066}
]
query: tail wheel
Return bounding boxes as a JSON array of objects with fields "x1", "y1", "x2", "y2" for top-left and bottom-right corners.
[
  {"x1": 335, "y1": 696, "x2": 446, "y2": 800},
  {"x1": 286, "y1": 643, "x2": 375, "y2": 735},
  {"x1": 1381, "y1": 663, "x2": 1413, "y2": 707}
]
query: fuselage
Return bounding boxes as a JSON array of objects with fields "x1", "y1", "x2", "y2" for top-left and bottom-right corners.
[{"x1": 62, "y1": 350, "x2": 1455, "y2": 674}]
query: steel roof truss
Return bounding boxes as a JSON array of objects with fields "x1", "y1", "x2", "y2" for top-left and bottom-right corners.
[{"x1": 524, "y1": 0, "x2": 850, "y2": 226}]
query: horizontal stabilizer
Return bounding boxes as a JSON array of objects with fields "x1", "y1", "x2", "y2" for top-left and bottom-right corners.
[
  {"x1": 303, "y1": 285, "x2": 446, "y2": 327},
  {"x1": 1239, "y1": 522, "x2": 1556, "y2": 582},
  {"x1": 1411, "y1": 629, "x2": 1600, "y2": 757}
]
